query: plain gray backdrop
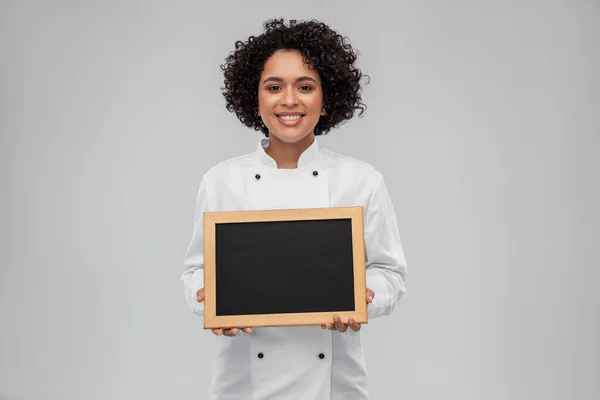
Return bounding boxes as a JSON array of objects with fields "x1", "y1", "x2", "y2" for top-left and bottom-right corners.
[{"x1": 1, "y1": 0, "x2": 598, "y2": 399}]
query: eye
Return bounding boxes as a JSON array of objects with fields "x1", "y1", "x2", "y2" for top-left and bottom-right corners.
[
  {"x1": 267, "y1": 85, "x2": 281, "y2": 92},
  {"x1": 298, "y1": 85, "x2": 312, "y2": 92}
]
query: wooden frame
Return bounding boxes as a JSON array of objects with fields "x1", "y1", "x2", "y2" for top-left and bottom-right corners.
[{"x1": 203, "y1": 206, "x2": 367, "y2": 329}]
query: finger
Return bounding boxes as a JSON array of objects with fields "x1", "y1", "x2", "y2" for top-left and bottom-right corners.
[
  {"x1": 212, "y1": 328, "x2": 223, "y2": 336},
  {"x1": 348, "y1": 317, "x2": 361, "y2": 331},
  {"x1": 242, "y1": 327, "x2": 253, "y2": 334},
  {"x1": 334, "y1": 316, "x2": 347, "y2": 332},
  {"x1": 366, "y1": 288, "x2": 375, "y2": 304},
  {"x1": 223, "y1": 328, "x2": 238, "y2": 337},
  {"x1": 197, "y1": 288, "x2": 205, "y2": 303},
  {"x1": 326, "y1": 323, "x2": 337, "y2": 331}
]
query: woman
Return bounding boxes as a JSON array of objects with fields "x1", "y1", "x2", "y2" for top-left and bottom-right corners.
[{"x1": 182, "y1": 18, "x2": 407, "y2": 400}]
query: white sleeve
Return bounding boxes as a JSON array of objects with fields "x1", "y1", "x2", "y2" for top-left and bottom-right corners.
[
  {"x1": 181, "y1": 176, "x2": 211, "y2": 316},
  {"x1": 364, "y1": 173, "x2": 408, "y2": 319}
]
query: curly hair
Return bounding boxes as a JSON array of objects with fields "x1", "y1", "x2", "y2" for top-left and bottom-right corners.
[{"x1": 221, "y1": 18, "x2": 367, "y2": 136}]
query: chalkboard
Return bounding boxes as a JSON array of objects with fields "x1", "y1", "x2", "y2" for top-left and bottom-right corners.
[{"x1": 202, "y1": 207, "x2": 367, "y2": 329}]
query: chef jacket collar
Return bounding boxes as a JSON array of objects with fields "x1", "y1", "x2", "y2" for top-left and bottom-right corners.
[{"x1": 255, "y1": 136, "x2": 320, "y2": 168}]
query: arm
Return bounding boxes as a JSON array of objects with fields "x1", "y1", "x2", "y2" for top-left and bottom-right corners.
[
  {"x1": 181, "y1": 176, "x2": 211, "y2": 316},
  {"x1": 364, "y1": 172, "x2": 407, "y2": 319}
]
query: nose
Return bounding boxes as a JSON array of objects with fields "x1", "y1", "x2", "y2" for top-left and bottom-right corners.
[{"x1": 281, "y1": 88, "x2": 298, "y2": 107}]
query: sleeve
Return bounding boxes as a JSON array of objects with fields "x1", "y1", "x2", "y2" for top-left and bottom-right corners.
[
  {"x1": 364, "y1": 172, "x2": 408, "y2": 319},
  {"x1": 181, "y1": 176, "x2": 211, "y2": 316}
]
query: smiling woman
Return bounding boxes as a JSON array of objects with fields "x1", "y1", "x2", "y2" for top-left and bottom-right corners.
[{"x1": 181, "y1": 18, "x2": 407, "y2": 400}]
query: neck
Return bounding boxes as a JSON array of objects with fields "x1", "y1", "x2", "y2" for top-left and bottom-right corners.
[{"x1": 265, "y1": 133, "x2": 315, "y2": 169}]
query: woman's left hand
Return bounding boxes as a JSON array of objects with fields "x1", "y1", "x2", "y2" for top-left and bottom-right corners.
[{"x1": 321, "y1": 288, "x2": 374, "y2": 332}]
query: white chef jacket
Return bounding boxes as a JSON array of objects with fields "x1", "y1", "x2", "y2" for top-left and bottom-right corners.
[{"x1": 182, "y1": 137, "x2": 407, "y2": 400}]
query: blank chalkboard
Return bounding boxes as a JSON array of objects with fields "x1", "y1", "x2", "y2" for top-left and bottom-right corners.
[{"x1": 202, "y1": 207, "x2": 367, "y2": 329}]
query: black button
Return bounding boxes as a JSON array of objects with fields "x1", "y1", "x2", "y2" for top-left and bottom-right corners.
[
  {"x1": 258, "y1": 352, "x2": 264, "y2": 359},
  {"x1": 255, "y1": 174, "x2": 261, "y2": 180},
  {"x1": 318, "y1": 353, "x2": 325, "y2": 359},
  {"x1": 312, "y1": 171, "x2": 318, "y2": 176}
]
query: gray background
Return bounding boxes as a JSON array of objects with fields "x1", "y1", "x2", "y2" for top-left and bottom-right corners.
[{"x1": 1, "y1": 0, "x2": 598, "y2": 399}]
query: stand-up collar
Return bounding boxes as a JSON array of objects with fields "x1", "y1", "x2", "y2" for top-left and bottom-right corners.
[{"x1": 254, "y1": 136, "x2": 321, "y2": 168}]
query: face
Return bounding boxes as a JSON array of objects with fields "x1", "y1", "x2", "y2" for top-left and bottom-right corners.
[{"x1": 257, "y1": 49, "x2": 324, "y2": 143}]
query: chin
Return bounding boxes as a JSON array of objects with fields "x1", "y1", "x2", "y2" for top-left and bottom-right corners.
[{"x1": 268, "y1": 129, "x2": 314, "y2": 144}]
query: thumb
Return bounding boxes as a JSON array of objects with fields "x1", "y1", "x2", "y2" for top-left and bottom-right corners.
[
  {"x1": 366, "y1": 288, "x2": 375, "y2": 303},
  {"x1": 196, "y1": 288, "x2": 205, "y2": 303}
]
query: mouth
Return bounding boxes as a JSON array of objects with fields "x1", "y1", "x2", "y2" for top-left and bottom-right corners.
[{"x1": 276, "y1": 112, "x2": 305, "y2": 126}]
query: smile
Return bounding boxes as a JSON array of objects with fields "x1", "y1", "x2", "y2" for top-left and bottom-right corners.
[
  {"x1": 276, "y1": 113, "x2": 305, "y2": 126},
  {"x1": 279, "y1": 115, "x2": 302, "y2": 121}
]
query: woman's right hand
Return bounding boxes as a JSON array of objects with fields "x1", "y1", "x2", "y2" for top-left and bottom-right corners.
[{"x1": 196, "y1": 288, "x2": 253, "y2": 336}]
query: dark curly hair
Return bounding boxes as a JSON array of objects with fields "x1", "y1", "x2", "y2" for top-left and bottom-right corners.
[{"x1": 221, "y1": 18, "x2": 368, "y2": 137}]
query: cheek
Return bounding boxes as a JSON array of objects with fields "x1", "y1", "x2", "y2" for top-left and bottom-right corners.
[
  {"x1": 257, "y1": 92, "x2": 265, "y2": 111},
  {"x1": 258, "y1": 94, "x2": 276, "y2": 112},
  {"x1": 310, "y1": 90, "x2": 324, "y2": 107},
  {"x1": 308, "y1": 96, "x2": 323, "y2": 114}
]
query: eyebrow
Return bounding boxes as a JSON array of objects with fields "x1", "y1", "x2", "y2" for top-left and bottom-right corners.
[{"x1": 262, "y1": 76, "x2": 318, "y2": 84}]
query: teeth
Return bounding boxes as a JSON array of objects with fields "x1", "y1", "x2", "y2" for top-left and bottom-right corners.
[{"x1": 279, "y1": 115, "x2": 302, "y2": 121}]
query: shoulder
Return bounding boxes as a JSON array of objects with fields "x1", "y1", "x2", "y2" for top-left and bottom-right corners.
[
  {"x1": 191, "y1": 150, "x2": 257, "y2": 202},
  {"x1": 202, "y1": 151, "x2": 256, "y2": 182},
  {"x1": 320, "y1": 146, "x2": 397, "y2": 216},
  {"x1": 320, "y1": 146, "x2": 385, "y2": 184}
]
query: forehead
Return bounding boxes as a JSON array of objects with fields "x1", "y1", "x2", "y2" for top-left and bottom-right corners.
[{"x1": 261, "y1": 49, "x2": 320, "y2": 80}]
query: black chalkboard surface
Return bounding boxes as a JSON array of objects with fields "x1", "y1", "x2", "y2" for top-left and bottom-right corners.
[{"x1": 203, "y1": 206, "x2": 367, "y2": 329}]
